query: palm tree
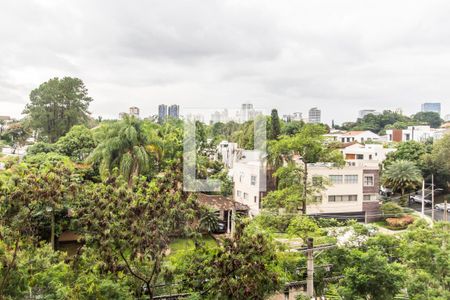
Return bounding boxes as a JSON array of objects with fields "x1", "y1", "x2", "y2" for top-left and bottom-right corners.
[
  {"x1": 382, "y1": 160, "x2": 422, "y2": 196},
  {"x1": 88, "y1": 116, "x2": 160, "y2": 185}
]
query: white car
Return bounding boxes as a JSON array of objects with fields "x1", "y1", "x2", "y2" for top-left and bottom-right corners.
[{"x1": 434, "y1": 203, "x2": 450, "y2": 212}]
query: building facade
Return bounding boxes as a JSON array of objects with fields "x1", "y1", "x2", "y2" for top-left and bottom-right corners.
[
  {"x1": 232, "y1": 150, "x2": 266, "y2": 216},
  {"x1": 168, "y1": 104, "x2": 180, "y2": 119},
  {"x1": 158, "y1": 104, "x2": 168, "y2": 123},
  {"x1": 325, "y1": 130, "x2": 381, "y2": 143},
  {"x1": 385, "y1": 125, "x2": 446, "y2": 142},
  {"x1": 421, "y1": 102, "x2": 441, "y2": 115},
  {"x1": 307, "y1": 161, "x2": 380, "y2": 221},
  {"x1": 129, "y1": 106, "x2": 140, "y2": 118},
  {"x1": 308, "y1": 107, "x2": 321, "y2": 124},
  {"x1": 358, "y1": 109, "x2": 379, "y2": 119}
]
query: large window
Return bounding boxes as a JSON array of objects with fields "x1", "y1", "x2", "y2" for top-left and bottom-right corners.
[
  {"x1": 328, "y1": 195, "x2": 358, "y2": 202},
  {"x1": 329, "y1": 175, "x2": 343, "y2": 184},
  {"x1": 344, "y1": 175, "x2": 358, "y2": 184},
  {"x1": 356, "y1": 154, "x2": 364, "y2": 160},
  {"x1": 364, "y1": 175, "x2": 374, "y2": 186},
  {"x1": 243, "y1": 192, "x2": 249, "y2": 200},
  {"x1": 251, "y1": 175, "x2": 257, "y2": 186},
  {"x1": 237, "y1": 190, "x2": 242, "y2": 197}
]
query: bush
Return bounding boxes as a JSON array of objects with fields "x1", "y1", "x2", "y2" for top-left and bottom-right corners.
[
  {"x1": 385, "y1": 215, "x2": 415, "y2": 229},
  {"x1": 315, "y1": 217, "x2": 345, "y2": 228},
  {"x1": 381, "y1": 202, "x2": 404, "y2": 218},
  {"x1": 253, "y1": 213, "x2": 293, "y2": 232},
  {"x1": 286, "y1": 216, "x2": 321, "y2": 239}
]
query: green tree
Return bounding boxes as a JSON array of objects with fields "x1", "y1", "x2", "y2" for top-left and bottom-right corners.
[
  {"x1": 55, "y1": 125, "x2": 97, "y2": 162},
  {"x1": 269, "y1": 109, "x2": 281, "y2": 140},
  {"x1": 24, "y1": 77, "x2": 93, "y2": 142},
  {"x1": 176, "y1": 221, "x2": 280, "y2": 299},
  {"x1": 381, "y1": 160, "x2": 422, "y2": 196},
  {"x1": 88, "y1": 116, "x2": 158, "y2": 185},
  {"x1": 286, "y1": 216, "x2": 321, "y2": 240},
  {"x1": 412, "y1": 111, "x2": 443, "y2": 128},
  {"x1": 384, "y1": 141, "x2": 427, "y2": 167},
  {"x1": 338, "y1": 249, "x2": 405, "y2": 300},
  {"x1": 76, "y1": 172, "x2": 199, "y2": 299},
  {"x1": 268, "y1": 124, "x2": 344, "y2": 213}
]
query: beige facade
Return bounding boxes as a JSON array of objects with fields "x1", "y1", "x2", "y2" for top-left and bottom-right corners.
[{"x1": 307, "y1": 162, "x2": 379, "y2": 216}]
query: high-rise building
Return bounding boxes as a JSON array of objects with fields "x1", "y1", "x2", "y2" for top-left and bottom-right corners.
[
  {"x1": 421, "y1": 102, "x2": 441, "y2": 115},
  {"x1": 168, "y1": 104, "x2": 180, "y2": 119},
  {"x1": 129, "y1": 106, "x2": 140, "y2": 118},
  {"x1": 158, "y1": 104, "x2": 167, "y2": 123},
  {"x1": 240, "y1": 103, "x2": 254, "y2": 122},
  {"x1": 358, "y1": 109, "x2": 379, "y2": 119},
  {"x1": 308, "y1": 107, "x2": 321, "y2": 124},
  {"x1": 210, "y1": 109, "x2": 229, "y2": 124}
]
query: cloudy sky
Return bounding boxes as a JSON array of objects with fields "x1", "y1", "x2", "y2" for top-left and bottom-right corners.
[{"x1": 1, "y1": 0, "x2": 449, "y2": 123}]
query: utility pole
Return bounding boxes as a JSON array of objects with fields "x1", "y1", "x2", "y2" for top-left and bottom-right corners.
[
  {"x1": 444, "y1": 200, "x2": 448, "y2": 222},
  {"x1": 431, "y1": 174, "x2": 435, "y2": 223},
  {"x1": 306, "y1": 238, "x2": 314, "y2": 298},
  {"x1": 421, "y1": 180, "x2": 425, "y2": 218}
]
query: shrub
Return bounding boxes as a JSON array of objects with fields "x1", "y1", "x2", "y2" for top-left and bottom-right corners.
[
  {"x1": 286, "y1": 216, "x2": 321, "y2": 239},
  {"x1": 385, "y1": 215, "x2": 415, "y2": 229},
  {"x1": 315, "y1": 217, "x2": 345, "y2": 228},
  {"x1": 381, "y1": 202, "x2": 404, "y2": 218},
  {"x1": 253, "y1": 213, "x2": 293, "y2": 232}
]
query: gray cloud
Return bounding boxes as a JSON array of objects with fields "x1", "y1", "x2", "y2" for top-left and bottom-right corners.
[{"x1": 0, "y1": 0, "x2": 449, "y2": 123}]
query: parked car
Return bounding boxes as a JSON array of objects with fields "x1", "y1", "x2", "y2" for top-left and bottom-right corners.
[
  {"x1": 435, "y1": 203, "x2": 450, "y2": 212},
  {"x1": 410, "y1": 195, "x2": 432, "y2": 206}
]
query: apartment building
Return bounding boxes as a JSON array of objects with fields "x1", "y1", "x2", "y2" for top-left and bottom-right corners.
[
  {"x1": 232, "y1": 150, "x2": 267, "y2": 216},
  {"x1": 307, "y1": 161, "x2": 380, "y2": 221}
]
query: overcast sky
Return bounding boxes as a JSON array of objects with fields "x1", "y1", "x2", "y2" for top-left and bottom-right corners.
[{"x1": 1, "y1": 0, "x2": 450, "y2": 124}]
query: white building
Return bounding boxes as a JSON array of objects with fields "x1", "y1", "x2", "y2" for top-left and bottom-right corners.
[
  {"x1": 307, "y1": 161, "x2": 380, "y2": 221},
  {"x1": 232, "y1": 150, "x2": 266, "y2": 216},
  {"x1": 341, "y1": 143, "x2": 396, "y2": 164},
  {"x1": 325, "y1": 130, "x2": 381, "y2": 144},
  {"x1": 217, "y1": 140, "x2": 238, "y2": 168},
  {"x1": 385, "y1": 125, "x2": 445, "y2": 142},
  {"x1": 358, "y1": 109, "x2": 379, "y2": 119},
  {"x1": 308, "y1": 107, "x2": 321, "y2": 124}
]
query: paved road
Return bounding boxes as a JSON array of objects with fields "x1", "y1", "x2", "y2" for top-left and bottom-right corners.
[{"x1": 410, "y1": 203, "x2": 450, "y2": 221}]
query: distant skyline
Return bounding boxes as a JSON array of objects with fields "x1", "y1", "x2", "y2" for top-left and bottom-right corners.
[{"x1": 1, "y1": 1, "x2": 450, "y2": 123}]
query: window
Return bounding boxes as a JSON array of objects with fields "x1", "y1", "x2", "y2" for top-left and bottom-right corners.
[
  {"x1": 405, "y1": 133, "x2": 410, "y2": 141},
  {"x1": 356, "y1": 154, "x2": 364, "y2": 160},
  {"x1": 364, "y1": 175, "x2": 374, "y2": 186},
  {"x1": 363, "y1": 195, "x2": 372, "y2": 201},
  {"x1": 328, "y1": 194, "x2": 358, "y2": 202},
  {"x1": 369, "y1": 154, "x2": 373, "y2": 160},
  {"x1": 254, "y1": 196, "x2": 257, "y2": 203},
  {"x1": 243, "y1": 193, "x2": 249, "y2": 200},
  {"x1": 312, "y1": 176, "x2": 323, "y2": 186},
  {"x1": 329, "y1": 175, "x2": 343, "y2": 184},
  {"x1": 237, "y1": 190, "x2": 242, "y2": 197},
  {"x1": 344, "y1": 175, "x2": 358, "y2": 184},
  {"x1": 251, "y1": 175, "x2": 257, "y2": 186}
]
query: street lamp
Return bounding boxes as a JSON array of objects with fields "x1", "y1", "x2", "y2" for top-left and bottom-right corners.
[{"x1": 46, "y1": 206, "x2": 55, "y2": 250}]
